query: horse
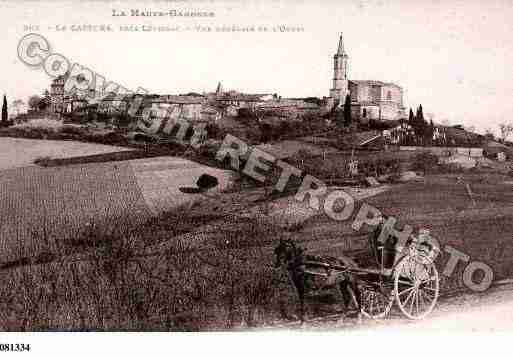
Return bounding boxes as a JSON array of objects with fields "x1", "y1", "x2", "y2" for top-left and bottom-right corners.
[{"x1": 273, "y1": 239, "x2": 362, "y2": 324}]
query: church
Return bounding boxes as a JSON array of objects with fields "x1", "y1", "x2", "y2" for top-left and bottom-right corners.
[{"x1": 329, "y1": 34, "x2": 407, "y2": 122}]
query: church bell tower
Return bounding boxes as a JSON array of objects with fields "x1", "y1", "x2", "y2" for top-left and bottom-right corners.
[{"x1": 329, "y1": 33, "x2": 349, "y2": 103}]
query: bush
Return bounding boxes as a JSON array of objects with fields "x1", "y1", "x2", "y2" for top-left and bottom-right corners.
[
  {"x1": 61, "y1": 124, "x2": 87, "y2": 136},
  {"x1": 33, "y1": 156, "x2": 52, "y2": 167},
  {"x1": 13, "y1": 118, "x2": 63, "y2": 131},
  {"x1": 411, "y1": 151, "x2": 439, "y2": 174}
]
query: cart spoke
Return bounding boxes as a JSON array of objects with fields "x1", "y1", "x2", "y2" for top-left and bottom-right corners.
[
  {"x1": 398, "y1": 286, "x2": 415, "y2": 297},
  {"x1": 420, "y1": 276, "x2": 436, "y2": 284},
  {"x1": 421, "y1": 289, "x2": 435, "y2": 300},
  {"x1": 408, "y1": 288, "x2": 416, "y2": 314},
  {"x1": 415, "y1": 290, "x2": 420, "y2": 315},
  {"x1": 397, "y1": 279, "x2": 413, "y2": 286},
  {"x1": 422, "y1": 289, "x2": 434, "y2": 306},
  {"x1": 362, "y1": 287, "x2": 392, "y2": 319},
  {"x1": 418, "y1": 288, "x2": 427, "y2": 308},
  {"x1": 403, "y1": 289, "x2": 415, "y2": 308}
]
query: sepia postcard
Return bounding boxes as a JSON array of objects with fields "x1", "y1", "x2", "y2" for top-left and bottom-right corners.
[{"x1": 0, "y1": 0, "x2": 512, "y2": 357}]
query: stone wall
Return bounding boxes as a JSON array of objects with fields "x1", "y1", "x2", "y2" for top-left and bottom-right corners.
[
  {"x1": 380, "y1": 84, "x2": 403, "y2": 106},
  {"x1": 399, "y1": 146, "x2": 484, "y2": 158},
  {"x1": 379, "y1": 102, "x2": 401, "y2": 121}
]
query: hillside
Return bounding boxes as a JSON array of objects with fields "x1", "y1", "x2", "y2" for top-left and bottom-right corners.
[{"x1": 0, "y1": 134, "x2": 512, "y2": 331}]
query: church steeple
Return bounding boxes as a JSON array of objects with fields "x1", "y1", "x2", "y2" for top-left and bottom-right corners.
[
  {"x1": 330, "y1": 33, "x2": 349, "y2": 102},
  {"x1": 215, "y1": 82, "x2": 224, "y2": 96},
  {"x1": 337, "y1": 33, "x2": 346, "y2": 55}
]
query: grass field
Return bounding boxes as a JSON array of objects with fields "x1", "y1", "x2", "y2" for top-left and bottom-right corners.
[
  {"x1": 0, "y1": 135, "x2": 512, "y2": 330},
  {"x1": 0, "y1": 137, "x2": 132, "y2": 171},
  {"x1": 0, "y1": 162, "x2": 152, "y2": 263},
  {"x1": 293, "y1": 173, "x2": 513, "y2": 290}
]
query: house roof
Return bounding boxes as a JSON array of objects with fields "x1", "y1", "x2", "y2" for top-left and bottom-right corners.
[
  {"x1": 217, "y1": 94, "x2": 272, "y2": 102},
  {"x1": 350, "y1": 101, "x2": 380, "y2": 107},
  {"x1": 98, "y1": 94, "x2": 204, "y2": 105},
  {"x1": 256, "y1": 99, "x2": 320, "y2": 109},
  {"x1": 149, "y1": 95, "x2": 205, "y2": 104}
]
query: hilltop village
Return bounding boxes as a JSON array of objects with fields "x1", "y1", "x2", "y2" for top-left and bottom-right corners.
[
  {"x1": 45, "y1": 34, "x2": 406, "y2": 126},
  {"x1": 8, "y1": 33, "x2": 513, "y2": 159}
]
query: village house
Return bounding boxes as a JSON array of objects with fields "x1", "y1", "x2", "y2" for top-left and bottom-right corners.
[
  {"x1": 143, "y1": 95, "x2": 206, "y2": 123},
  {"x1": 211, "y1": 82, "x2": 276, "y2": 112},
  {"x1": 97, "y1": 93, "x2": 135, "y2": 115},
  {"x1": 255, "y1": 99, "x2": 321, "y2": 120}
]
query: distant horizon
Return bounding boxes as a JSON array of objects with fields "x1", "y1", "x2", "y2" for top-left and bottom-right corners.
[{"x1": 2, "y1": 0, "x2": 513, "y2": 138}]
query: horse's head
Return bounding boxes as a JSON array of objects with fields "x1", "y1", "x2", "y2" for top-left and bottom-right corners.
[{"x1": 273, "y1": 238, "x2": 303, "y2": 268}]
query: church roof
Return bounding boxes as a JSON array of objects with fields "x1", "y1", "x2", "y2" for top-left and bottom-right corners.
[
  {"x1": 350, "y1": 80, "x2": 402, "y2": 88},
  {"x1": 256, "y1": 99, "x2": 319, "y2": 109},
  {"x1": 217, "y1": 93, "x2": 272, "y2": 102}
]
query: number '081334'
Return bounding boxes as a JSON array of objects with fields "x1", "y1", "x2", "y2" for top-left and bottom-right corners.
[{"x1": 0, "y1": 343, "x2": 31, "y2": 352}]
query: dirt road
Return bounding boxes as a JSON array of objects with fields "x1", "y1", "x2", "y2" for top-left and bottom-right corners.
[
  {"x1": 288, "y1": 284, "x2": 513, "y2": 331},
  {"x1": 374, "y1": 284, "x2": 513, "y2": 332}
]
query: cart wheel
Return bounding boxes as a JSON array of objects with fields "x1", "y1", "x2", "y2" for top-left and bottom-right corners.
[
  {"x1": 361, "y1": 285, "x2": 394, "y2": 319},
  {"x1": 394, "y1": 255, "x2": 439, "y2": 320}
]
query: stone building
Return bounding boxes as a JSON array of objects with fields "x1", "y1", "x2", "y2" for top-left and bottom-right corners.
[
  {"x1": 50, "y1": 72, "x2": 91, "y2": 115},
  {"x1": 50, "y1": 74, "x2": 66, "y2": 114},
  {"x1": 145, "y1": 95, "x2": 206, "y2": 123},
  {"x1": 255, "y1": 99, "x2": 320, "y2": 120},
  {"x1": 329, "y1": 34, "x2": 406, "y2": 122},
  {"x1": 212, "y1": 83, "x2": 275, "y2": 109}
]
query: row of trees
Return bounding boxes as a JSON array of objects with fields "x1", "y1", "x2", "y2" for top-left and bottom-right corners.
[
  {"x1": 335, "y1": 96, "x2": 434, "y2": 137},
  {"x1": 335, "y1": 96, "x2": 513, "y2": 146},
  {"x1": 0, "y1": 90, "x2": 54, "y2": 127},
  {"x1": 0, "y1": 90, "x2": 54, "y2": 125},
  {"x1": 406, "y1": 104, "x2": 435, "y2": 143}
]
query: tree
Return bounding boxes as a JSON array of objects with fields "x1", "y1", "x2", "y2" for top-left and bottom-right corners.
[
  {"x1": 411, "y1": 104, "x2": 429, "y2": 143},
  {"x1": 416, "y1": 104, "x2": 424, "y2": 122},
  {"x1": 408, "y1": 108, "x2": 414, "y2": 123},
  {"x1": 28, "y1": 95, "x2": 42, "y2": 111},
  {"x1": 498, "y1": 123, "x2": 513, "y2": 143},
  {"x1": 343, "y1": 94, "x2": 352, "y2": 127},
  {"x1": 1, "y1": 95, "x2": 7, "y2": 124},
  {"x1": 426, "y1": 119, "x2": 435, "y2": 143},
  {"x1": 11, "y1": 99, "x2": 24, "y2": 116},
  {"x1": 484, "y1": 128, "x2": 495, "y2": 141}
]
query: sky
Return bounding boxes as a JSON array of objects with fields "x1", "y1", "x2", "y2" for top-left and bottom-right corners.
[{"x1": 1, "y1": 0, "x2": 513, "y2": 135}]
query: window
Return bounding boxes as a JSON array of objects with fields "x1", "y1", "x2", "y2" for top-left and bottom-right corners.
[
  {"x1": 362, "y1": 108, "x2": 367, "y2": 118},
  {"x1": 387, "y1": 91, "x2": 392, "y2": 100}
]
